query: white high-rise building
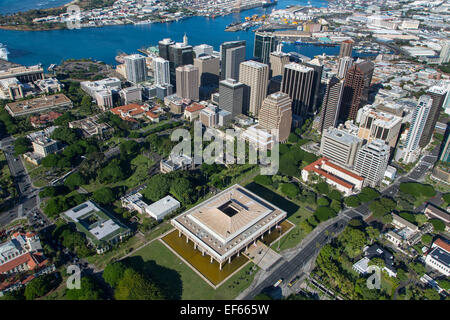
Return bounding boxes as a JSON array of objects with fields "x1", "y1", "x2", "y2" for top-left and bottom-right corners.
[
  {"x1": 354, "y1": 139, "x2": 390, "y2": 187},
  {"x1": 402, "y1": 95, "x2": 432, "y2": 163},
  {"x1": 239, "y1": 60, "x2": 269, "y2": 117},
  {"x1": 440, "y1": 40, "x2": 450, "y2": 64},
  {"x1": 320, "y1": 127, "x2": 363, "y2": 168},
  {"x1": 124, "y1": 54, "x2": 147, "y2": 84},
  {"x1": 338, "y1": 56, "x2": 353, "y2": 79},
  {"x1": 153, "y1": 57, "x2": 170, "y2": 85},
  {"x1": 194, "y1": 44, "x2": 214, "y2": 57}
]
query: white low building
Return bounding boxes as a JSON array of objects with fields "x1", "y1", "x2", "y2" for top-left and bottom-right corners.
[
  {"x1": 424, "y1": 238, "x2": 450, "y2": 277},
  {"x1": 145, "y1": 195, "x2": 180, "y2": 220}
]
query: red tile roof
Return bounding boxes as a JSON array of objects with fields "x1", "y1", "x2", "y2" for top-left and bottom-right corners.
[
  {"x1": 433, "y1": 238, "x2": 450, "y2": 253},
  {"x1": 303, "y1": 157, "x2": 363, "y2": 189},
  {"x1": 185, "y1": 103, "x2": 206, "y2": 113}
]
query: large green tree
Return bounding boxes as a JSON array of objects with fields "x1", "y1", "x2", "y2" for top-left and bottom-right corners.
[{"x1": 115, "y1": 269, "x2": 164, "y2": 300}]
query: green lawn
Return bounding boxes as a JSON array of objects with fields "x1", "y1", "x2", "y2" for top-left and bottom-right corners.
[
  {"x1": 244, "y1": 181, "x2": 315, "y2": 252},
  {"x1": 131, "y1": 240, "x2": 257, "y2": 300},
  {"x1": 85, "y1": 235, "x2": 144, "y2": 270}
]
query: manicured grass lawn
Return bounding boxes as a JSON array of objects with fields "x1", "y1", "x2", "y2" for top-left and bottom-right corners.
[
  {"x1": 86, "y1": 235, "x2": 144, "y2": 270},
  {"x1": 131, "y1": 240, "x2": 258, "y2": 300},
  {"x1": 244, "y1": 181, "x2": 315, "y2": 252}
]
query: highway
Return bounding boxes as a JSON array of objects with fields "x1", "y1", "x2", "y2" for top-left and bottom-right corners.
[{"x1": 239, "y1": 143, "x2": 442, "y2": 300}]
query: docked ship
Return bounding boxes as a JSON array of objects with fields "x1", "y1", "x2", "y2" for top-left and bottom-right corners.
[
  {"x1": 262, "y1": 0, "x2": 278, "y2": 8},
  {"x1": 0, "y1": 43, "x2": 9, "y2": 61}
]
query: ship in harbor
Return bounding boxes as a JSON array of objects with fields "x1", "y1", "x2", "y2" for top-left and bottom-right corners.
[
  {"x1": 0, "y1": 43, "x2": 9, "y2": 61},
  {"x1": 262, "y1": 0, "x2": 278, "y2": 8}
]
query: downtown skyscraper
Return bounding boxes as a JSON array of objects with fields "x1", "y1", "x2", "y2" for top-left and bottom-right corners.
[
  {"x1": 258, "y1": 92, "x2": 293, "y2": 143},
  {"x1": 403, "y1": 95, "x2": 433, "y2": 163},
  {"x1": 239, "y1": 60, "x2": 269, "y2": 117},
  {"x1": 418, "y1": 85, "x2": 448, "y2": 148},
  {"x1": 318, "y1": 76, "x2": 344, "y2": 133},
  {"x1": 153, "y1": 57, "x2": 170, "y2": 85},
  {"x1": 124, "y1": 54, "x2": 147, "y2": 84},
  {"x1": 339, "y1": 60, "x2": 374, "y2": 121},
  {"x1": 220, "y1": 40, "x2": 246, "y2": 81},
  {"x1": 176, "y1": 64, "x2": 199, "y2": 101},
  {"x1": 254, "y1": 32, "x2": 278, "y2": 65},
  {"x1": 280, "y1": 62, "x2": 314, "y2": 117}
]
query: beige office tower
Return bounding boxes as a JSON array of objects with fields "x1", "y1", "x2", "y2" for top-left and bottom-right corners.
[
  {"x1": 269, "y1": 50, "x2": 290, "y2": 77},
  {"x1": 193, "y1": 55, "x2": 220, "y2": 87},
  {"x1": 239, "y1": 60, "x2": 269, "y2": 117},
  {"x1": 259, "y1": 92, "x2": 292, "y2": 143},
  {"x1": 176, "y1": 64, "x2": 199, "y2": 101},
  {"x1": 320, "y1": 127, "x2": 363, "y2": 168}
]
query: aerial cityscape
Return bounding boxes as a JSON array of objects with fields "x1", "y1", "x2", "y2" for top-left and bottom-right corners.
[{"x1": 0, "y1": 0, "x2": 449, "y2": 307}]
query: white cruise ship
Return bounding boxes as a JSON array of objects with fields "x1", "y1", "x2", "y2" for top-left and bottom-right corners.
[{"x1": 0, "y1": 44, "x2": 8, "y2": 61}]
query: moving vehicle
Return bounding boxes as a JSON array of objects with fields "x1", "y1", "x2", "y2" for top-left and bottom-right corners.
[
  {"x1": 288, "y1": 276, "x2": 300, "y2": 287},
  {"x1": 274, "y1": 278, "x2": 283, "y2": 287}
]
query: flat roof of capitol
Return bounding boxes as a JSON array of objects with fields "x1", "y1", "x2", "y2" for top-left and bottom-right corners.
[
  {"x1": 6, "y1": 94, "x2": 72, "y2": 116},
  {"x1": 172, "y1": 184, "x2": 286, "y2": 259}
]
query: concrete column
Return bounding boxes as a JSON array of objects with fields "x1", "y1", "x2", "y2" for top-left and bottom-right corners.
[
  {"x1": 228, "y1": 256, "x2": 231, "y2": 263},
  {"x1": 261, "y1": 234, "x2": 264, "y2": 240},
  {"x1": 210, "y1": 256, "x2": 213, "y2": 264},
  {"x1": 194, "y1": 243, "x2": 197, "y2": 250},
  {"x1": 178, "y1": 230, "x2": 181, "y2": 237},
  {"x1": 219, "y1": 262, "x2": 222, "y2": 270},
  {"x1": 186, "y1": 236, "x2": 189, "y2": 244},
  {"x1": 237, "y1": 251, "x2": 240, "y2": 257},
  {"x1": 202, "y1": 250, "x2": 205, "y2": 256},
  {"x1": 268, "y1": 228, "x2": 271, "y2": 235}
]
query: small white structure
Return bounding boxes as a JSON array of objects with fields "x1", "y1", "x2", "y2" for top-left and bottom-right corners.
[{"x1": 145, "y1": 195, "x2": 180, "y2": 220}]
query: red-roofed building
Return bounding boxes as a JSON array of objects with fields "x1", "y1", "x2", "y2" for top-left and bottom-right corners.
[
  {"x1": 184, "y1": 102, "x2": 206, "y2": 121},
  {"x1": 110, "y1": 103, "x2": 163, "y2": 123},
  {"x1": 302, "y1": 157, "x2": 364, "y2": 196},
  {"x1": 30, "y1": 111, "x2": 63, "y2": 128},
  {"x1": 424, "y1": 238, "x2": 450, "y2": 276}
]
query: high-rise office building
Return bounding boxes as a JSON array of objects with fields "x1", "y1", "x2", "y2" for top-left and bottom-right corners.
[
  {"x1": 403, "y1": 95, "x2": 432, "y2": 163},
  {"x1": 418, "y1": 86, "x2": 448, "y2": 148},
  {"x1": 124, "y1": 54, "x2": 147, "y2": 84},
  {"x1": 220, "y1": 40, "x2": 246, "y2": 80},
  {"x1": 153, "y1": 57, "x2": 170, "y2": 85},
  {"x1": 167, "y1": 35, "x2": 194, "y2": 87},
  {"x1": 339, "y1": 60, "x2": 374, "y2": 121},
  {"x1": 356, "y1": 105, "x2": 403, "y2": 148},
  {"x1": 280, "y1": 62, "x2": 314, "y2": 117},
  {"x1": 320, "y1": 127, "x2": 363, "y2": 168},
  {"x1": 239, "y1": 60, "x2": 269, "y2": 117},
  {"x1": 439, "y1": 128, "x2": 450, "y2": 163},
  {"x1": 258, "y1": 92, "x2": 292, "y2": 143},
  {"x1": 440, "y1": 40, "x2": 450, "y2": 64},
  {"x1": 218, "y1": 78, "x2": 244, "y2": 118},
  {"x1": 193, "y1": 44, "x2": 214, "y2": 58},
  {"x1": 176, "y1": 65, "x2": 199, "y2": 101},
  {"x1": 339, "y1": 39, "x2": 354, "y2": 58},
  {"x1": 354, "y1": 139, "x2": 390, "y2": 187},
  {"x1": 305, "y1": 58, "x2": 323, "y2": 115},
  {"x1": 269, "y1": 47, "x2": 290, "y2": 78},
  {"x1": 158, "y1": 38, "x2": 175, "y2": 60},
  {"x1": 318, "y1": 76, "x2": 344, "y2": 133},
  {"x1": 194, "y1": 55, "x2": 220, "y2": 87},
  {"x1": 338, "y1": 56, "x2": 353, "y2": 79},
  {"x1": 254, "y1": 32, "x2": 277, "y2": 65}
]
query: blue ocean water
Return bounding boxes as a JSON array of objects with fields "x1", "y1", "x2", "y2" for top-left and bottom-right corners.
[
  {"x1": 0, "y1": 0, "x2": 336, "y2": 69},
  {"x1": 0, "y1": 0, "x2": 72, "y2": 15}
]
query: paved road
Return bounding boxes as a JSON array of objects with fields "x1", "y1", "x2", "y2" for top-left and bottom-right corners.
[
  {"x1": 239, "y1": 143, "x2": 442, "y2": 300},
  {"x1": 0, "y1": 136, "x2": 40, "y2": 227}
]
